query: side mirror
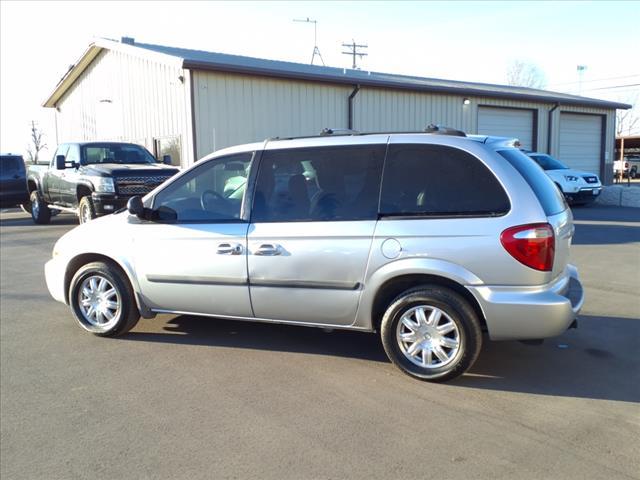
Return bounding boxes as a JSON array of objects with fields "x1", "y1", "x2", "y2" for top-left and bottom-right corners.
[
  {"x1": 162, "y1": 155, "x2": 172, "y2": 165},
  {"x1": 127, "y1": 196, "x2": 145, "y2": 219},
  {"x1": 55, "y1": 155, "x2": 66, "y2": 170}
]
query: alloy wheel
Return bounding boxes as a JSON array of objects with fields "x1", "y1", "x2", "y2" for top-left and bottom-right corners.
[
  {"x1": 77, "y1": 275, "x2": 121, "y2": 330},
  {"x1": 396, "y1": 305, "x2": 461, "y2": 369}
]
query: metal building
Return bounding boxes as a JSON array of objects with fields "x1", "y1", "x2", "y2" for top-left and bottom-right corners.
[{"x1": 43, "y1": 37, "x2": 630, "y2": 182}]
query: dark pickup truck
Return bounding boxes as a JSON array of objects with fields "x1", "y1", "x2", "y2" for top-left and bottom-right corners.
[{"x1": 26, "y1": 142, "x2": 180, "y2": 224}]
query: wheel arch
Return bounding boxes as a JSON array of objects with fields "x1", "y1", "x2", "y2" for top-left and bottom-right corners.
[
  {"x1": 27, "y1": 177, "x2": 40, "y2": 193},
  {"x1": 369, "y1": 274, "x2": 487, "y2": 333},
  {"x1": 63, "y1": 252, "x2": 153, "y2": 318},
  {"x1": 358, "y1": 258, "x2": 488, "y2": 333},
  {"x1": 76, "y1": 182, "x2": 93, "y2": 201}
]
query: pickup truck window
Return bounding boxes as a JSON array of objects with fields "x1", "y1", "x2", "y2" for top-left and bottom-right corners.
[
  {"x1": 50, "y1": 144, "x2": 69, "y2": 167},
  {"x1": 82, "y1": 143, "x2": 156, "y2": 165},
  {"x1": 66, "y1": 144, "x2": 80, "y2": 164}
]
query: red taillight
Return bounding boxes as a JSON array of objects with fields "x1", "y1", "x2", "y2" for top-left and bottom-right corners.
[{"x1": 500, "y1": 223, "x2": 555, "y2": 271}]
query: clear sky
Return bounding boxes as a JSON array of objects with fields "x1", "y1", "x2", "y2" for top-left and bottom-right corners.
[{"x1": 1, "y1": 0, "x2": 639, "y2": 155}]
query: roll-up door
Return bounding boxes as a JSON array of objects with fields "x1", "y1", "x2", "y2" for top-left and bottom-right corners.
[
  {"x1": 558, "y1": 113, "x2": 602, "y2": 172},
  {"x1": 478, "y1": 106, "x2": 534, "y2": 150}
]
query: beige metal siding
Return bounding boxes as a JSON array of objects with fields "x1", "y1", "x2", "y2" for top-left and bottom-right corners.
[
  {"x1": 353, "y1": 88, "x2": 472, "y2": 133},
  {"x1": 55, "y1": 49, "x2": 193, "y2": 166},
  {"x1": 193, "y1": 71, "x2": 351, "y2": 158}
]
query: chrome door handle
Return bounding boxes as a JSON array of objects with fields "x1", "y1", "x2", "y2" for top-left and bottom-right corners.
[
  {"x1": 216, "y1": 243, "x2": 243, "y2": 255},
  {"x1": 254, "y1": 244, "x2": 281, "y2": 256}
]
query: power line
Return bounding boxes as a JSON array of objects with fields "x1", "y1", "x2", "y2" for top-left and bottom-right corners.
[
  {"x1": 584, "y1": 83, "x2": 640, "y2": 91},
  {"x1": 548, "y1": 73, "x2": 640, "y2": 87},
  {"x1": 341, "y1": 40, "x2": 368, "y2": 69}
]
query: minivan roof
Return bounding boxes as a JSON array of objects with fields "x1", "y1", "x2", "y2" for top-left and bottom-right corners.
[{"x1": 203, "y1": 132, "x2": 521, "y2": 160}]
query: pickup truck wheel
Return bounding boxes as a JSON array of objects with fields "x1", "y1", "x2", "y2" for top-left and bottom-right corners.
[
  {"x1": 20, "y1": 202, "x2": 32, "y2": 214},
  {"x1": 30, "y1": 191, "x2": 51, "y2": 224},
  {"x1": 380, "y1": 285, "x2": 482, "y2": 382},
  {"x1": 69, "y1": 261, "x2": 140, "y2": 336},
  {"x1": 78, "y1": 196, "x2": 97, "y2": 224}
]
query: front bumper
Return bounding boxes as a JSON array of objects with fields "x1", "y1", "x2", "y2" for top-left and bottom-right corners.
[
  {"x1": 91, "y1": 193, "x2": 129, "y2": 216},
  {"x1": 45, "y1": 256, "x2": 68, "y2": 305},
  {"x1": 564, "y1": 186, "x2": 602, "y2": 204},
  {"x1": 468, "y1": 265, "x2": 584, "y2": 341}
]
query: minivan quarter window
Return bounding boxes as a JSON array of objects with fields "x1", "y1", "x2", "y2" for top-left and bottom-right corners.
[
  {"x1": 252, "y1": 145, "x2": 385, "y2": 222},
  {"x1": 380, "y1": 144, "x2": 510, "y2": 217},
  {"x1": 152, "y1": 152, "x2": 253, "y2": 222}
]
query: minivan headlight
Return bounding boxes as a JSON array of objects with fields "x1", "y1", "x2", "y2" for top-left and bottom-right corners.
[
  {"x1": 88, "y1": 176, "x2": 115, "y2": 193},
  {"x1": 563, "y1": 175, "x2": 578, "y2": 182}
]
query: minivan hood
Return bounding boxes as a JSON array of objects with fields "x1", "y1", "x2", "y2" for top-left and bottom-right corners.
[{"x1": 83, "y1": 163, "x2": 179, "y2": 176}]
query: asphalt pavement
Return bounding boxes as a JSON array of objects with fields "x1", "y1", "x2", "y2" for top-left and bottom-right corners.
[{"x1": 1, "y1": 206, "x2": 639, "y2": 480}]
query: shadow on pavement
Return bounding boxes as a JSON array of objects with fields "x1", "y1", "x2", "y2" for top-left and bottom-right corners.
[
  {"x1": 127, "y1": 315, "x2": 389, "y2": 363},
  {"x1": 572, "y1": 223, "x2": 640, "y2": 245},
  {"x1": 571, "y1": 205, "x2": 640, "y2": 223},
  {"x1": 0, "y1": 215, "x2": 78, "y2": 227},
  {"x1": 454, "y1": 314, "x2": 640, "y2": 403},
  {"x1": 124, "y1": 313, "x2": 639, "y2": 403}
]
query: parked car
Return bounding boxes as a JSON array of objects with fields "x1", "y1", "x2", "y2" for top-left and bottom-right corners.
[
  {"x1": 614, "y1": 156, "x2": 639, "y2": 179},
  {"x1": 44, "y1": 128, "x2": 584, "y2": 382},
  {"x1": 0, "y1": 153, "x2": 29, "y2": 208},
  {"x1": 526, "y1": 152, "x2": 602, "y2": 205},
  {"x1": 26, "y1": 142, "x2": 179, "y2": 224}
]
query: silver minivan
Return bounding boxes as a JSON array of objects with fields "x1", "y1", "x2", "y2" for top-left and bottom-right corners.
[{"x1": 45, "y1": 129, "x2": 584, "y2": 381}]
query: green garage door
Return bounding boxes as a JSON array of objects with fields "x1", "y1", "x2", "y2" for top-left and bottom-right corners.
[
  {"x1": 558, "y1": 113, "x2": 602, "y2": 173},
  {"x1": 478, "y1": 106, "x2": 534, "y2": 150}
]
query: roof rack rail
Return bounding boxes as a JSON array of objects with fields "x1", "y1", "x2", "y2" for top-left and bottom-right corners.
[
  {"x1": 424, "y1": 124, "x2": 467, "y2": 137},
  {"x1": 320, "y1": 128, "x2": 360, "y2": 136}
]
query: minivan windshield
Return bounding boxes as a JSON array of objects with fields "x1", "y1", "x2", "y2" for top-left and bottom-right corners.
[
  {"x1": 82, "y1": 144, "x2": 157, "y2": 165},
  {"x1": 529, "y1": 154, "x2": 568, "y2": 171}
]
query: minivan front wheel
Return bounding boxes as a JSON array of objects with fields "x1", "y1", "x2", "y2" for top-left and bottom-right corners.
[
  {"x1": 380, "y1": 286, "x2": 482, "y2": 382},
  {"x1": 69, "y1": 261, "x2": 140, "y2": 336}
]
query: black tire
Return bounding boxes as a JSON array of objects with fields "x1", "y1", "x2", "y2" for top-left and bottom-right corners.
[
  {"x1": 69, "y1": 261, "x2": 140, "y2": 337},
  {"x1": 78, "y1": 196, "x2": 97, "y2": 224},
  {"x1": 30, "y1": 190, "x2": 51, "y2": 224},
  {"x1": 380, "y1": 285, "x2": 482, "y2": 382}
]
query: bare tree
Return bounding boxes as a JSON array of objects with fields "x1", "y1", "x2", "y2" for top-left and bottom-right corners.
[
  {"x1": 506, "y1": 60, "x2": 547, "y2": 89},
  {"x1": 616, "y1": 94, "x2": 639, "y2": 137},
  {"x1": 26, "y1": 121, "x2": 47, "y2": 163}
]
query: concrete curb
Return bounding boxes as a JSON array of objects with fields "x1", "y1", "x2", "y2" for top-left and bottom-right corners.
[{"x1": 596, "y1": 185, "x2": 640, "y2": 208}]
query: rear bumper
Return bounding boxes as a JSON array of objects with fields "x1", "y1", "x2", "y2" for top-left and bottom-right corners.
[{"x1": 468, "y1": 265, "x2": 584, "y2": 341}]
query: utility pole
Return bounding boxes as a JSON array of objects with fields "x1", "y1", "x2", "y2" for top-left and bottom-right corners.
[
  {"x1": 293, "y1": 17, "x2": 325, "y2": 66},
  {"x1": 342, "y1": 39, "x2": 368, "y2": 69},
  {"x1": 577, "y1": 65, "x2": 587, "y2": 95}
]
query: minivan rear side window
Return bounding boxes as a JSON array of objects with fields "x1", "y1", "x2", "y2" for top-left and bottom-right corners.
[
  {"x1": 497, "y1": 149, "x2": 567, "y2": 216},
  {"x1": 380, "y1": 144, "x2": 510, "y2": 217},
  {"x1": 252, "y1": 145, "x2": 385, "y2": 222}
]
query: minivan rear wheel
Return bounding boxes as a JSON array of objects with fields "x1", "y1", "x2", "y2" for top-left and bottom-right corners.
[
  {"x1": 380, "y1": 285, "x2": 482, "y2": 382},
  {"x1": 69, "y1": 261, "x2": 140, "y2": 336}
]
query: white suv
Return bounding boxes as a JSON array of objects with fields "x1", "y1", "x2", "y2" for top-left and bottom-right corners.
[
  {"x1": 527, "y1": 153, "x2": 602, "y2": 205},
  {"x1": 44, "y1": 129, "x2": 584, "y2": 382}
]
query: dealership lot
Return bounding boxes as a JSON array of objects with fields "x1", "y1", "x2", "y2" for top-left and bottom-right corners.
[{"x1": 1, "y1": 207, "x2": 638, "y2": 479}]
